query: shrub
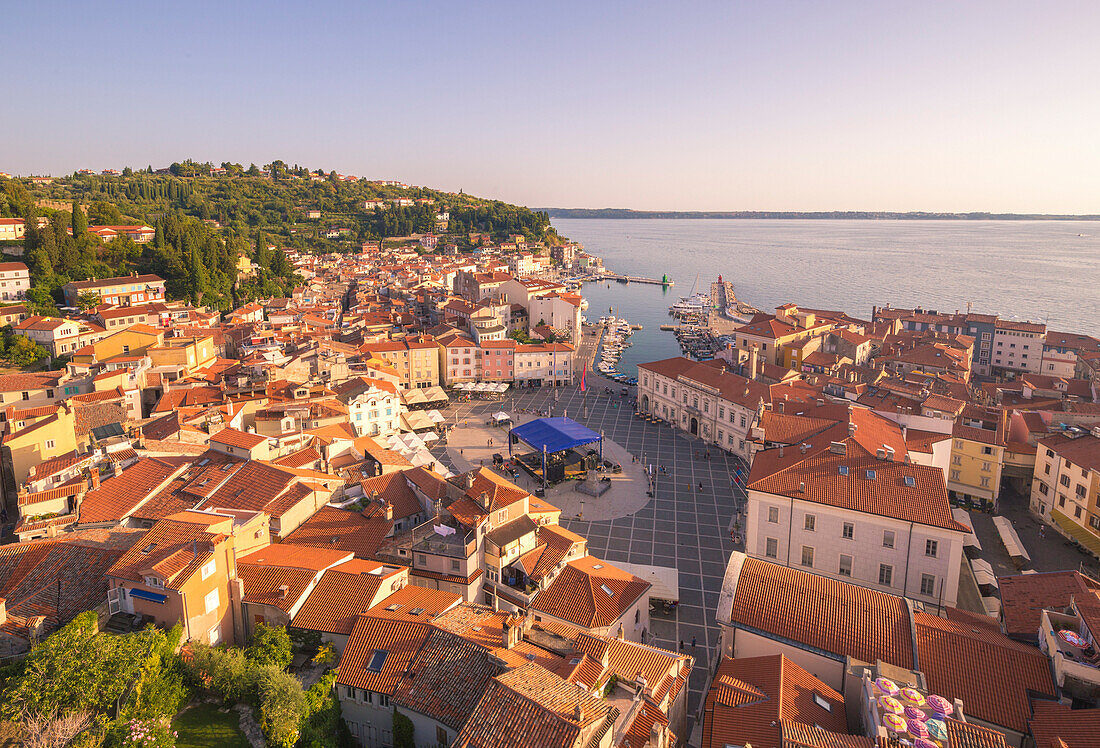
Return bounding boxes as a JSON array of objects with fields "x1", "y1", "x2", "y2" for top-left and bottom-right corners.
[
  {"x1": 254, "y1": 666, "x2": 306, "y2": 748},
  {"x1": 246, "y1": 624, "x2": 293, "y2": 670}
]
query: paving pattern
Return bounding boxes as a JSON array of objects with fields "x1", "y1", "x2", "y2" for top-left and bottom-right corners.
[{"x1": 431, "y1": 375, "x2": 749, "y2": 716}]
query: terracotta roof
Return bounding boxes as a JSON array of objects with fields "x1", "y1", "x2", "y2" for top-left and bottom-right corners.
[
  {"x1": 363, "y1": 584, "x2": 461, "y2": 621},
  {"x1": 290, "y1": 560, "x2": 400, "y2": 633},
  {"x1": 360, "y1": 472, "x2": 423, "y2": 520},
  {"x1": 78, "y1": 457, "x2": 187, "y2": 524},
  {"x1": 748, "y1": 448, "x2": 967, "y2": 532},
  {"x1": 454, "y1": 663, "x2": 618, "y2": 748},
  {"x1": 943, "y1": 718, "x2": 1008, "y2": 748},
  {"x1": 210, "y1": 427, "x2": 267, "y2": 450},
  {"x1": 106, "y1": 511, "x2": 231, "y2": 588},
  {"x1": 912, "y1": 611, "x2": 1055, "y2": 733},
  {"x1": 531, "y1": 556, "x2": 650, "y2": 630},
  {"x1": 336, "y1": 614, "x2": 432, "y2": 694},
  {"x1": 282, "y1": 505, "x2": 392, "y2": 558},
  {"x1": 1028, "y1": 701, "x2": 1100, "y2": 748},
  {"x1": 392, "y1": 629, "x2": 505, "y2": 730},
  {"x1": 702, "y1": 655, "x2": 851, "y2": 748},
  {"x1": 997, "y1": 570, "x2": 1100, "y2": 640},
  {"x1": 725, "y1": 555, "x2": 915, "y2": 669}
]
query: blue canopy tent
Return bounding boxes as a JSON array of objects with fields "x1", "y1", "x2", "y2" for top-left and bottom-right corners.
[{"x1": 508, "y1": 417, "x2": 603, "y2": 489}]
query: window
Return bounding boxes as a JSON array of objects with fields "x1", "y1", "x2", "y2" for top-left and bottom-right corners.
[
  {"x1": 813, "y1": 693, "x2": 832, "y2": 711},
  {"x1": 765, "y1": 537, "x2": 778, "y2": 559},
  {"x1": 1061, "y1": 475, "x2": 1071, "y2": 488},
  {"x1": 925, "y1": 539, "x2": 938, "y2": 558},
  {"x1": 366, "y1": 650, "x2": 389, "y2": 673},
  {"x1": 838, "y1": 554, "x2": 852, "y2": 576},
  {"x1": 950, "y1": 470, "x2": 961, "y2": 481},
  {"x1": 437, "y1": 726, "x2": 448, "y2": 746},
  {"x1": 883, "y1": 530, "x2": 895, "y2": 549},
  {"x1": 450, "y1": 559, "x2": 460, "y2": 571},
  {"x1": 801, "y1": 546, "x2": 814, "y2": 567},
  {"x1": 1039, "y1": 481, "x2": 1049, "y2": 496},
  {"x1": 45, "y1": 439, "x2": 55, "y2": 450},
  {"x1": 980, "y1": 477, "x2": 991, "y2": 488},
  {"x1": 767, "y1": 506, "x2": 779, "y2": 523},
  {"x1": 1091, "y1": 515, "x2": 1100, "y2": 531},
  {"x1": 920, "y1": 574, "x2": 936, "y2": 597},
  {"x1": 952, "y1": 455, "x2": 961, "y2": 465},
  {"x1": 204, "y1": 589, "x2": 219, "y2": 614},
  {"x1": 201, "y1": 559, "x2": 216, "y2": 581},
  {"x1": 804, "y1": 514, "x2": 816, "y2": 532},
  {"x1": 879, "y1": 564, "x2": 893, "y2": 586},
  {"x1": 842, "y1": 523, "x2": 853, "y2": 540}
]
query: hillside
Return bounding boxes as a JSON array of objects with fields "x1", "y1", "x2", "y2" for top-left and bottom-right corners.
[{"x1": 0, "y1": 162, "x2": 560, "y2": 314}]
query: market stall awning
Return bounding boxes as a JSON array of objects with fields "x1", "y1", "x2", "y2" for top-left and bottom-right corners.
[
  {"x1": 614, "y1": 562, "x2": 677, "y2": 602},
  {"x1": 509, "y1": 417, "x2": 601, "y2": 454},
  {"x1": 493, "y1": 411, "x2": 511, "y2": 423},
  {"x1": 1051, "y1": 509, "x2": 1100, "y2": 558},
  {"x1": 953, "y1": 508, "x2": 982, "y2": 550},
  {"x1": 992, "y1": 516, "x2": 1031, "y2": 561}
]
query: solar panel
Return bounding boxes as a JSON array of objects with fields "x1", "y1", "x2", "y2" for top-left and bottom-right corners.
[{"x1": 366, "y1": 649, "x2": 388, "y2": 673}]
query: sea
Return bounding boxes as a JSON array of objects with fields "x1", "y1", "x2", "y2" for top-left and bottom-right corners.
[{"x1": 554, "y1": 218, "x2": 1100, "y2": 378}]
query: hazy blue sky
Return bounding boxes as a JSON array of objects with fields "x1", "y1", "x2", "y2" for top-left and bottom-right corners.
[{"x1": 3, "y1": 1, "x2": 1098, "y2": 212}]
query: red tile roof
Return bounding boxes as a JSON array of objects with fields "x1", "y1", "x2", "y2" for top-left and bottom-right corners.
[
  {"x1": 1028, "y1": 701, "x2": 1100, "y2": 748},
  {"x1": 531, "y1": 556, "x2": 650, "y2": 630},
  {"x1": 282, "y1": 505, "x2": 392, "y2": 558},
  {"x1": 726, "y1": 555, "x2": 915, "y2": 669},
  {"x1": 291, "y1": 562, "x2": 402, "y2": 634},
  {"x1": 78, "y1": 457, "x2": 187, "y2": 524},
  {"x1": 336, "y1": 614, "x2": 432, "y2": 694},
  {"x1": 454, "y1": 663, "x2": 618, "y2": 748},
  {"x1": 997, "y1": 570, "x2": 1100, "y2": 640},
  {"x1": 702, "y1": 655, "x2": 851, "y2": 748},
  {"x1": 912, "y1": 611, "x2": 1055, "y2": 734}
]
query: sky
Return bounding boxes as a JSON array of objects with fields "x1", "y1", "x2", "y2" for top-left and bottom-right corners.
[{"x1": 3, "y1": 0, "x2": 1099, "y2": 213}]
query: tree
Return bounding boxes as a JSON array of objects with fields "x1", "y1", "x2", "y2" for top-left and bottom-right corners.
[
  {"x1": 74, "y1": 291, "x2": 101, "y2": 311},
  {"x1": 70, "y1": 202, "x2": 86, "y2": 238},
  {"x1": 393, "y1": 710, "x2": 415, "y2": 748},
  {"x1": 255, "y1": 666, "x2": 306, "y2": 748},
  {"x1": 245, "y1": 623, "x2": 293, "y2": 670}
]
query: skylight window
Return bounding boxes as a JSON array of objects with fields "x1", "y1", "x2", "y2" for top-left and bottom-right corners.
[
  {"x1": 601, "y1": 584, "x2": 614, "y2": 597},
  {"x1": 141, "y1": 543, "x2": 157, "y2": 553},
  {"x1": 409, "y1": 607, "x2": 424, "y2": 616},
  {"x1": 813, "y1": 693, "x2": 832, "y2": 711},
  {"x1": 592, "y1": 564, "x2": 604, "y2": 570},
  {"x1": 904, "y1": 476, "x2": 916, "y2": 487},
  {"x1": 865, "y1": 469, "x2": 877, "y2": 480},
  {"x1": 838, "y1": 466, "x2": 848, "y2": 476},
  {"x1": 366, "y1": 649, "x2": 388, "y2": 673},
  {"x1": 385, "y1": 604, "x2": 400, "y2": 612}
]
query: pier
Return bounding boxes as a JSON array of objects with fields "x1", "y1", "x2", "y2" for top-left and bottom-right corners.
[{"x1": 595, "y1": 271, "x2": 674, "y2": 286}]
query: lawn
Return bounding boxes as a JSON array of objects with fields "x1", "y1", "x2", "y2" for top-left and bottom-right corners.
[{"x1": 172, "y1": 703, "x2": 251, "y2": 748}]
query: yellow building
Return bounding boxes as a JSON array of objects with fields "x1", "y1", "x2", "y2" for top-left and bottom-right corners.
[
  {"x1": 1030, "y1": 428, "x2": 1100, "y2": 557},
  {"x1": 1, "y1": 403, "x2": 83, "y2": 489},
  {"x1": 148, "y1": 334, "x2": 216, "y2": 378},
  {"x1": 71, "y1": 324, "x2": 165, "y2": 365},
  {"x1": 360, "y1": 337, "x2": 440, "y2": 389},
  {"x1": 948, "y1": 407, "x2": 1008, "y2": 510},
  {"x1": 732, "y1": 304, "x2": 836, "y2": 369}
]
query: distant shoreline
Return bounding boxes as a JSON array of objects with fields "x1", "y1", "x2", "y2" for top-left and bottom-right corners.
[{"x1": 544, "y1": 208, "x2": 1100, "y2": 221}]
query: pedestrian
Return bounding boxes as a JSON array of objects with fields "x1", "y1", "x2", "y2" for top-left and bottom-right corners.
[
  {"x1": 679, "y1": 639, "x2": 684, "y2": 652},
  {"x1": 1039, "y1": 524, "x2": 1046, "y2": 538},
  {"x1": 698, "y1": 482, "x2": 703, "y2": 491},
  {"x1": 691, "y1": 636, "x2": 696, "y2": 650}
]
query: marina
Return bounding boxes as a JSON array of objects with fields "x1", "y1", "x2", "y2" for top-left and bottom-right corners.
[{"x1": 593, "y1": 312, "x2": 640, "y2": 385}]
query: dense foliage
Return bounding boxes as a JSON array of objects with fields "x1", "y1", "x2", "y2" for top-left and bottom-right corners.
[{"x1": 0, "y1": 612, "x2": 188, "y2": 747}]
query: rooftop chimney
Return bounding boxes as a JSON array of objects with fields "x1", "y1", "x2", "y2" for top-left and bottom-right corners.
[
  {"x1": 278, "y1": 584, "x2": 289, "y2": 599},
  {"x1": 89, "y1": 466, "x2": 100, "y2": 491}
]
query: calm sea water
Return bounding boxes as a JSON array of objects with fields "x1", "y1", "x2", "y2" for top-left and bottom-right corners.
[{"x1": 557, "y1": 218, "x2": 1100, "y2": 375}]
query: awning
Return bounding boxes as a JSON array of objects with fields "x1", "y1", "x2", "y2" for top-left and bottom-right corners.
[
  {"x1": 509, "y1": 417, "x2": 601, "y2": 454},
  {"x1": 970, "y1": 558, "x2": 998, "y2": 588},
  {"x1": 614, "y1": 562, "x2": 677, "y2": 602},
  {"x1": 992, "y1": 516, "x2": 1031, "y2": 561},
  {"x1": 953, "y1": 508, "x2": 982, "y2": 550},
  {"x1": 493, "y1": 411, "x2": 511, "y2": 423},
  {"x1": 129, "y1": 587, "x2": 168, "y2": 604},
  {"x1": 1051, "y1": 508, "x2": 1100, "y2": 558}
]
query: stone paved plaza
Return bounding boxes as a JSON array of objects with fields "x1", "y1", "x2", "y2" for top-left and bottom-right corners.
[{"x1": 429, "y1": 374, "x2": 749, "y2": 716}]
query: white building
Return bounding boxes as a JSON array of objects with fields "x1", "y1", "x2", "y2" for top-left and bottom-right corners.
[
  {"x1": 637, "y1": 357, "x2": 770, "y2": 462},
  {"x1": 0, "y1": 262, "x2": 29, "y2": 300},
  {"x1": 992, "y1": 320, "x2": 1046, "y2": 376},
  {"x1": 745, "y1": 436, "x2": 968, "y2": 610},
  {"x1": 513, "y1": 343, "x2": 574, "y2": 387},
  {"x1": 347, "y1": 380, "x2": 402, "y2": 437}
]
